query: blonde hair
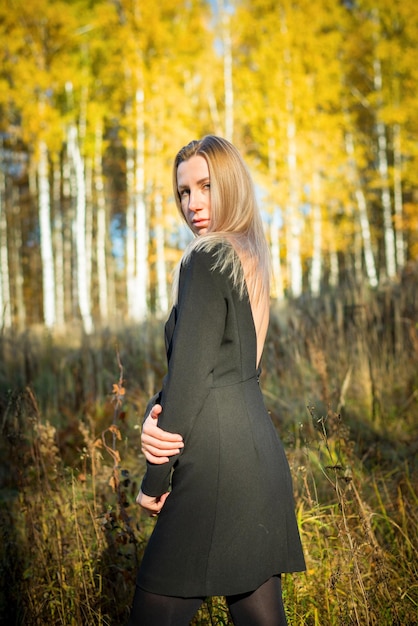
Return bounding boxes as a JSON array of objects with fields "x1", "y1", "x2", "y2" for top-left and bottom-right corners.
[{"x1": 172, "y1": 135, "x2": 270, "y2": 305}]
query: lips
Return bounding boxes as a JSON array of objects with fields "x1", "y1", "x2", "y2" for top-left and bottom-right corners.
[{"x1": 192, "y1": 218, "x2": 209, "y2": 229}]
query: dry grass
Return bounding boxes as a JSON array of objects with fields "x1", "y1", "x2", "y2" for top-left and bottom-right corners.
[{"x1": 1, "y1": 268, "x2": 417, "y2": 624}]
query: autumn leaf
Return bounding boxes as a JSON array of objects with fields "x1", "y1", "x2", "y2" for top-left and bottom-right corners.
[
  {"x1": 108, "y1": 475, "x2": 118, "y2": 492},
  {"x1": 108, "y1": 424, "x2": 122, "y2": 440},
  {"x1": 112, "y1": 383, "x2": 126, "y2": 396}
]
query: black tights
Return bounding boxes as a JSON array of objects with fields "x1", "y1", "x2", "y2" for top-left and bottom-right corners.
[{"x1": 127, "y1": 575, "x2": 287, "y2": 626}]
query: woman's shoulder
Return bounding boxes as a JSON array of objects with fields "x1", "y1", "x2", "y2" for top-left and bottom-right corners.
[
  {"x1": 172, "y1": 239, "x2": 235, "y2": 304},
  {"x1": 182, "y1": 237, "x2": 234, "y2": 271},
  {"x1": 178, "y1": 240, "x2": 239, "y2": 299}
]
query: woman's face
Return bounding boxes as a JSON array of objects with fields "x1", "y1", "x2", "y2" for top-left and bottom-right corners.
[{"x1": 177, "y1": 155, "x2": 211, "y2": 235}]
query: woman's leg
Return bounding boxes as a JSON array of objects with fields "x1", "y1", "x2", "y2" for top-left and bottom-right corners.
[
  {"x1": 126, "y1": 585, "x2": 204, "y2": 626},
  {"x1": 226, "y1": 575, "x2": 287, "y2": 626}
]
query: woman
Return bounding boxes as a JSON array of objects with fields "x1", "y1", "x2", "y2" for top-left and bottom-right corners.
[{"x1": 128, "y1": 136, "x2": 305, "y2": 625}]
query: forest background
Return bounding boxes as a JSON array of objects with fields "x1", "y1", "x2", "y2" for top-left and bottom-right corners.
[{"x1": 0, "y1": 0, "x2": 417, "y2": 624}]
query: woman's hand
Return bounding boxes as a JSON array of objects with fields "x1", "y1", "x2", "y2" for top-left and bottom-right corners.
[
  {"x1": 136, "y1": 489, "x2": 170, "y2": 517},
  {"x1": 142, "y1": 404, "x2": 184, "y2": 464}
]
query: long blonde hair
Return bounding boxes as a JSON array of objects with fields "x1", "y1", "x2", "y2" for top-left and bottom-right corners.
[{"x1": 172, "y1": 135, "x2": 270, "y2": 305}]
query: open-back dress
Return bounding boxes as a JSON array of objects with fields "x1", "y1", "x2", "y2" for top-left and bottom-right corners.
[{"x1": 138, "y1": 242, "x2": 305, "y2": 597}]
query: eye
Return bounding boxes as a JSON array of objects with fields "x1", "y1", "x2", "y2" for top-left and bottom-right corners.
[{"x1": 179, "y1": 189, "x2": 189, "y2": 198}]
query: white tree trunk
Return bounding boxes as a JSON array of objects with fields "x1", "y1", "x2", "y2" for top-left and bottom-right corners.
[
  {"x1": 355, "y1": 187, "x2": 378, "y2": 287},
  {"x1": 126, "y1": 87, "x2": 148, "y2": 321},
  {"x1": 126, "y1": 141, "x2": 136, "y2": 320},
  {"x1": 393, "y1": 123, "x2": 405, "y2": 269},
  {"x1": 373, "y1": 56, "x2": 396, "y2": 279},
  {"x1": 310, "y1": 172, "x2": 322, "y2": 297},
  {"x1": 310, "y1": 204, "x2": 322, "y2": 296},
  {"x1": 345, "y1": 132, "x2": 378, "y2": 288},
  {"x1": 94, "y1": 124, "x2": 109, "y2": 323},
  {"x1": 221, "y1": 7, "x2": 234, "y2": 141},
  {"x1": 285, "y1": 115, "x2": 303, "y2": 298},
  {"x1": 85, "y1": 158, "x2": 93, "y2": 309},
  {"x1": 154, "y1": 188, "x2": 169, "y2": 314},
  {"x1": 10, "y1": 188, "x2": 25, "y2": 330},
  {"x1": 38, "y1": 140, "x2": 56, "y2": 328},
  {"x1": 52, "y1": 160, "x2": 65, "y2": 327},
  {"x1": 266, "y1": 127, "x2": 284, "y2": 300},
  {"x1": 61, "y1": 153, "x2": 73, "y2": 322},
  {"x1": 270, "y1": 209, "x2": 284, "y2": 300},
  {"x1": 281, "y1": 14, "x2": 303, "y2": 298},
  {"x1": 134, "y1": 87, "x2": 148, "y2": 321},
  {"x1": 67, "y1": 124, "x2": 94, "y2": 334},
  {"x1": 0, "y1": 168, "x2": 11, "y2": 328}
]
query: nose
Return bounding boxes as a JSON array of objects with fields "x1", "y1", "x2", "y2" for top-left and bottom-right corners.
[{"x1": 188, "y1": 191, "x2": 202, "y2": 212}]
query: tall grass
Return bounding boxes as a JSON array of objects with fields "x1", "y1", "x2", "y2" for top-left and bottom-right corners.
[{"x1": 1, "y1": 267, "x2": 417, "y2": 624}]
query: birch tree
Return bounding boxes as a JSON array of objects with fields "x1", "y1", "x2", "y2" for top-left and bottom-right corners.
[
  {"x1": 125, "y1": 161, "x2": 136, "y2": 320},
  {"x1": 133, "y1": 86, "x2": 148, "y2": 321},
  {"x1": 217, "y1": 0, "x2": 234, "y2": 142},
  {"x1": 345, "y1": 131, "x2": 378, "y2": 287},
  {"x1": 282, "y1": 15, "x2": 303, "y2": 299},
  {"x1": 310, "y1": 172, "x2": 322, "y2": 297},
  {"x1": 111, "y1": 1, "x2": 149, "y2": 321},
  {"x1": 235, "y1": 0, "x2": 346, "y2": 296},
  {"x1": 38, "y1": 139, "x2": 56, "y2": 328},
  {"x1": 390, "y1": 1, "x2": 418, "y2": 268},
  {"x1": 125, "y1": 85, "x2": 149, "y2": 322},
  {"x1": 94, "y1": 123, "x2": 109, "y2": 324},
  {"x1": 372, "y1": 0, "x2": 418, "y2": 272},
  {"x1": 392, "y1": 124, "x2": 405, "y2": 269},
  {"x1": 10, "y1": 184, "x2": 26, "y2": 330},
  {"x1": 266, "y1": 129, "x2": 284, "y2": 300},
  {"x1": 154, "y1": 187, "x2": 169, "y2": 314},
  {"x1": 345, "y1": 0, "x2": 415, "y2": 281},
  {"x1": 0, "y1": 167, "x2": 11, "y2": 329},
  {"x1": 52, "y1": 160, "x2": 65, "y2": 327},
  {"x1": 67, "y1": 120, "x2": 94, "y2": 334},
  {"x1": 61, "y1": 149, "x2": 75, "y2": 323},
  {"x1": 373, "y1": 55, "x2": 396, "y2": 279}
]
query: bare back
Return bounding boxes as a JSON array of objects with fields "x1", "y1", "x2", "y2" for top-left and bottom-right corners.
[{"x1": 237, "y1": 251, "x2": 270, "y2": 368}]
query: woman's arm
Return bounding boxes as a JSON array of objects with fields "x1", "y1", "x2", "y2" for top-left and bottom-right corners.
[
  {"x1": 140, "y1": 247, "x2": 226, "y2": 497},
  {"x1": 142, "y1": 404, "x2": 184, "y2": 464}
]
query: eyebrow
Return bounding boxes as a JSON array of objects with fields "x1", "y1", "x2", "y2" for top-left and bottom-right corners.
[{"x1": 178, "y1": 177, "x2": 210, "y2": 191}]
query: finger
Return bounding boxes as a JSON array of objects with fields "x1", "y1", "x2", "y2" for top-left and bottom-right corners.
[
  {"x1": 159, "y1": 492, "x2": 170, "y2": 506},
  {"x1": 143, "y1": 443, "x2": 182, "y2": 458},
  {"x1": 142, "y1": 445, "x2": 182, "y2": 461},
  {"x1": 145, "y1": 454, "x2": 170, "y2": 465},
  {"x1": 143, "y1": 420, "x2": 182, "y2": 437},
  {"x1": 142, "y1": 437, "x2": 183, "y2": 451},
  {"x1": 141, "y1": 426, "x2": 183, "y2": 446},
  {"x1": 149, "y1": 404, "x2": 163, "y2": 420},
  {"x1": 141, "y1": 436, "x2": 184, "y2": 456},
  {"x1": 150, "y1": 492, "x2": 170, "y2": 515}
]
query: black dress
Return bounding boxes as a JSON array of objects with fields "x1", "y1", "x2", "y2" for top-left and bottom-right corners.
[{"x1": 138, "y1": 243, "x2": 305, "y2": 598}]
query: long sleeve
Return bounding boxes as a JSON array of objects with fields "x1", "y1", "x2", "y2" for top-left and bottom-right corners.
[{"x1": 141, "y1": 248, "x2": 227, "y2": 496}]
